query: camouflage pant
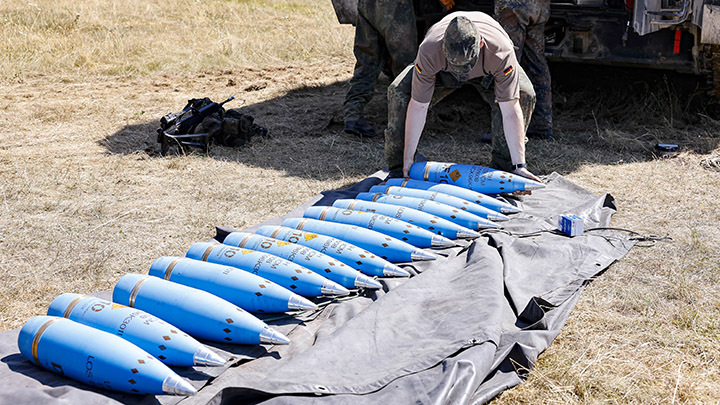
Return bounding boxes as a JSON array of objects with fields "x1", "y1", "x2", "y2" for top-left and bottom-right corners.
[
  {"x1": 385, "y1": 64, "x2": 536, "y2": 174},
  {"x1": 344, "y1": 0, "x2": 418, "y2": 122},
  {"x1": 495, "y1": 0, "x2": 552, "y2": 132}
]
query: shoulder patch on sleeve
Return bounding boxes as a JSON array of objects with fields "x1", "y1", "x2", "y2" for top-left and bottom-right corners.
[
  {"x1": 503, "y1": 66, "x2": 514, "y2": 76},
  {"x1": 415, "y1": 64, "x2": 422, "y2": 74}
]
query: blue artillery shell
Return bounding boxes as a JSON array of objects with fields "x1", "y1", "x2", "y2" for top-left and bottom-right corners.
[
  {"x1": 47, "y1": 293, "x2": 211, "y2": 367},
  {"x1": 255, "y1": 225, "x2": 409, "y2": 277},
  {"x1": 332, "y1": 199, "x2": 477, "y2": 240},
  {"x1": 18, "y1": 316, "x2": 194, "y2": 396},
  {"x1": 149, "y1": 256, "x2": 312, "y2": 313},
  {"x1": 113, "y1": 274, "x2": 278, "y2": 345},
  {"x1": 223, "y1": 232, "x2": 374, "y2": 290},
  {"x1": 281, "y1": 217, "x2": 436, "y2": 263},
  {"x1": 368, "y1": 185, "x2": 509, "y2": 221},
  {"x1": 355, "y1": 192, "x2": 498, "y2": 230},
  {"x1": 303, "y1": 206, "x2": 452, "y2": 249},
  {"x1": 409, "y1": 161, "x2": 545, "y2": 194},
  {"x1": 384, "y1": 178, "x2": 520, "y2": 214},
  {"x1": 186, "y1": 242, "x2": 348, "y2": 297}
]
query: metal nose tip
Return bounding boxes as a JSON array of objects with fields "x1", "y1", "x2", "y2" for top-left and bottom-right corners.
[
  {"x1": 500, "y1": 205, "x2": 522, "y2": 214},
  {"x1": 259, "y1": 327, "x2": 291, "y2": 345},
  {"x1": 321, "y1": 282, "x2": 350, "y2": 296},
  {"x1": 488, "y1": 212, "x2": 510, "y2": 221},
  {"x1": 411, "y1": 249, "x2": 438, "y2": 261},
  {"x1": 287, "y1": 295, "x2": 318, "y2": 311},
  {"x1": 355, "y1": 274, "x2": 382, "y2": 289},
  {"x1": 524, "y1": 180, "x2": 545, "y2": 190},
  {"x1": 162, "y1": 374, "x2": 197, "y2": 396},
  {"x1": 383, "y1": 263, "x2": 410, "y2": 277},
  {"x1": 456, "y1": 228, "x2": 481, "y2": 239},
  {"x1": 431, "y1": 235, "x2": 456, "y2": 248},
  {"x1": 193, "y1": 346, "x2": 227, "y2": 367},
  {"x1": 476, "y1": 219, "x2": 499, "y2": 229}
]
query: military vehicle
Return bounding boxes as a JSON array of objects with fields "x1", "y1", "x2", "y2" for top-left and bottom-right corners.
[{"x1": 332, "y1": 0, "x2": 720, "y2": 98}]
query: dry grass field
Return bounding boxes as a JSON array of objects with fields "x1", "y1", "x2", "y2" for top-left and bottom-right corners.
[{"x1": 1, "y1": 0, "x2": 719, "y2": 403}]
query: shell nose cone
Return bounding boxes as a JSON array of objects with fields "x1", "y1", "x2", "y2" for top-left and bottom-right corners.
[
  {"x1": 287, "y1": 295, "x2": 318, "y2": 311},
  {"x1": 431, "y1": 235, "x2": 456, "y2": 248},
  {"x1": 321, "y1": 281, "x2": 350, "y2": 296},
  {"x1": 193, "y1": 346, "x2": 227, "y2": 367},
  {"x1": 456, "y1": 228, "x2": 481, "y2": 239},
  {"x1": 162, "y1": 374, "x2": 197, "y2": 396},
  {"x1": 476, "y1": 219, "x2": 500, "y2": 229},
  {"x1": 500, "y1": 205, "x2": 522, "y2": 214},
  {"x1": 355, "y1": 274, "x2": 382, "y2": 289},
  {"x1": 259, "y1": 327, "x2": 291, "y2": 345},
  {"x1": 487, "y1": 212, "x2": 510, "y2": 222},
  {"x1": 411, "y1": 249, "x2": 438, "y2": 261},
  {"x1": 383, "y1": 263, "x2": 410, "y2": 277},
  {"x1": 524, "y1": 179, "x2": 545, "y2": 190}
]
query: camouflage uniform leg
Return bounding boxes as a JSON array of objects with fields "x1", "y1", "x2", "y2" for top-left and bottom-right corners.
[
  {"x1": 344, "y1": 3, "x2": 383, "y2": 122},
  {"x1": 494, "y1": 1, "x2": 529, "y2": 60},
  {"x1": 495, "y1": 0, "x2": 552, "y2": 133},
  {"x1": 344, "y1": 0, "x2": 416, "y2": 122},
  {"x1": 523, "y1": 3, "x2": 552, "y2": 132},
  {"x1": 473, "y1": 66, "x2": 535, "y2": 172},
  {"x1": 376, "y1": 0, "x2": 417, "y2": 77},
  {"x1": 384, "y1": 64, "x2": 415, "y2": 174}
]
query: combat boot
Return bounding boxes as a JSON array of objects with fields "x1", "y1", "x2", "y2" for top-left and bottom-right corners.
[{"x1": 344, "y1": 118, "x2": 377, "y2": 137}]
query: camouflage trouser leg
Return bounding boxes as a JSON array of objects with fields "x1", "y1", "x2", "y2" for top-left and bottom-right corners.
[
  {"x1": 377, "y1": 0, "x2": 417, "y2": 77},
  {"x1": 344, "y1": 0, "x2": 417, "y2": 122},
  {"x1": 496, "y1": 0, "x2": 552, "y2": 132},
  {"x1": 522, "y1": 21, "x2": 552, "y2": 131},
  {"x1": 384, "y1": 64, "x2": 415, "y2": 174},
  {"x1": 471, "y1": 65, "x2": 536, "y2": 172}
]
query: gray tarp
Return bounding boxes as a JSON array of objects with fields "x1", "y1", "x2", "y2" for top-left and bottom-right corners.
[{"x1": 0, "y1": 172, "x2": 634, "y2": 404}]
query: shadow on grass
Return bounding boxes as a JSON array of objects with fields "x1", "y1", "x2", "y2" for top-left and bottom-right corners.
[{"x1": 101, "y1": 64, "x2": 720, "y2": 181}]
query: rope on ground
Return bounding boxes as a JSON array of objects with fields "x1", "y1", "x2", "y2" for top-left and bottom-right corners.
[
  {"x1": 479, "y1": 228, "x2": 560, "y2": 238},
  {"x1": 585, "y1": 227, "x2": 673, "y2": 247},
  {"x1": 480, "y1": 227, "x2": 672, "y2": 247}
]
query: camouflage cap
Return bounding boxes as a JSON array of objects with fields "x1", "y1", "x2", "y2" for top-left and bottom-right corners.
[{"x1": 442, "y1": 16, "x2": 480, "y2": 76}]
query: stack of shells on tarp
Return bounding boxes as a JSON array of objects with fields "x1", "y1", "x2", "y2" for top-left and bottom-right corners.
[{"x1": 18, "y1": 162, "x2": 543, "y2": 396}]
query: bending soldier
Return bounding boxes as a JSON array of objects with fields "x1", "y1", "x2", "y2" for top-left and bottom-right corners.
[
  {"x1": 495, "y1": 0, "x2": 553, "y2": 139},
  {"x1": 384, "y1": 12, "x2": 540, "y2": 181}
]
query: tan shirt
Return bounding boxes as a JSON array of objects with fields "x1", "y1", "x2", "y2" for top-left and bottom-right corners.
[{"x1": 412, "y1": 11, "x2": 520, "y2": 103}]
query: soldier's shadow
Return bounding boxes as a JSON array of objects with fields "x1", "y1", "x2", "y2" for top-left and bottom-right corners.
[
  {"x1": 101, "y1": 77, "x2": 392, "y2": 184},
  {"x1": 100, "y1": 65, "x2": 720, "y2": 182}
]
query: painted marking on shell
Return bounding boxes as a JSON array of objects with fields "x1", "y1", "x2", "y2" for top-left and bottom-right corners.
[
  {"x1": 128, "y1": 276, "x2": 151, "y2": 308},
  {"x1": 62, "y1": 294, "x2": 91, "y2": 318},
  {"x1": 164, "y1": 258, "x2": 182, "y2": 280},
  {"x1": 238, "y1": 234, "x2": 252, "y2": 248},
  {"x1": 32, "y1": 318, "x2": 60, "y2": 365},
  {"x1": 201, "y1": 245, "x2": 216, "y2": 261}
]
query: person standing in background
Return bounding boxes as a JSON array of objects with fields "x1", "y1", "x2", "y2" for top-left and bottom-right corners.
[
  {"x1": 344, "y1": 0, "x2": 454, "y2": 137},
  {"x1": 495, "y1": 0, "x2": 553, "y2": 139}
]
